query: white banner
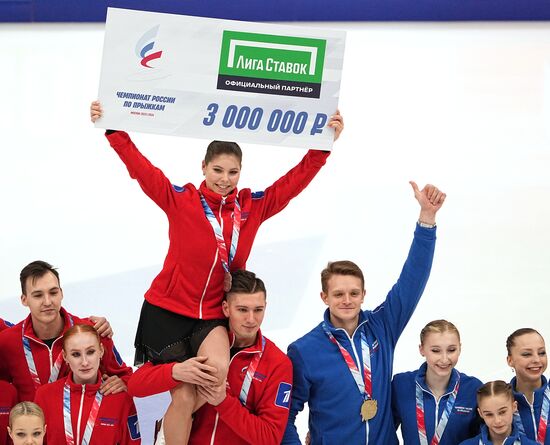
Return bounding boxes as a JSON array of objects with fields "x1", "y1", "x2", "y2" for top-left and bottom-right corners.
[{"x1": 96, "y1": 8, "x2": 346, "y2": 150}]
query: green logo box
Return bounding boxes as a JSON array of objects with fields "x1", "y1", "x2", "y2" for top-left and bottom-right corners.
[{"x1": 218, "y1": 30, "x2": 327, "y2": 98}]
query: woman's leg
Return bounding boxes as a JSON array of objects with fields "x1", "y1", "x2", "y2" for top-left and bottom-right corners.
[{"x1": 163, "y1": 326, "x2": 230, "y2": 445}]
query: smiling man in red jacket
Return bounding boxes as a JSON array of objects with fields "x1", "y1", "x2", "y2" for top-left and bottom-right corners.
[{"x1": 128, "y1": 269, "x2": 293, "y2": 445}]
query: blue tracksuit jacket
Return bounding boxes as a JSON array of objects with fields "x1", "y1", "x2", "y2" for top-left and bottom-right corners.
[
  {"x1": 511, "y1": 376, "x2": 550, "y2": 444},
  {"x1": 392, "y1": 362, "x2": 482, "y2": 444},
  {"x1": 282, "y1": 224, "x2": 436, "y2": 445},
  {"x1": 459, "y1": 424, "x2": 539, "y2": 445}
]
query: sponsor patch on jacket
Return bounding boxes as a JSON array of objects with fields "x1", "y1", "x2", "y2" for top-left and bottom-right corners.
[
  {"x1": 454, "y1": 405, "x2": 474, "y2": 415},
  {"x1": 251, "y1": 191, "x2": 265, "y2": 199},
  {"x1": 172, "y1": 184, "x2": 186, "y2": 193},
  {"x1": 127, "y1": 414, "x2": 141, "y2": 440},
  {"x1": 239, "y1": 366, "x2": 266, "y2": 382},
  {"x1": 113, "y1": 346, "x2": 123, "y2": 366},
  {"x1": 274, "y1": 382, "x2": 292, "y2": 409},
  {"x1": 99, "y1": 417, "x2": 118, "y2": 426},
  {"x1": 0, "y1": 407, "x2": 10, "y2": 415}
]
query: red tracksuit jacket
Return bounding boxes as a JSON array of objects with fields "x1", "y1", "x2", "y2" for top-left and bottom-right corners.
[
  {"x1": 106, "y1": 131, "x2": 329, "y2": 319},
  {"x1": 128, "y1": 330, "x2": 292, "y2": 445},
  {"x1": 0, "y1": 308, "x2": 133, "y2": 402},
  {"x1": 0, "y1": 381, "x2": 17, "y2": 445},
  {"x1": 35, "y1": 372, "x2": 141, "y2": 445},
  {"x1": 0, "y1": 318, "x2": 12, "y2": 332}
]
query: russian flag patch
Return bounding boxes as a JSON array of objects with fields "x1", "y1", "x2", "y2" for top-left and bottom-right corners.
[{"x1": 274, "y1": 382, "x2": 292, "y2": 409}]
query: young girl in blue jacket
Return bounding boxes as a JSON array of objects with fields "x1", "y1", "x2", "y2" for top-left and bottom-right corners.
[
  {"x1": 392, "y1": 319, "x2": 482, "y2": 444},
  {"x1": 459, "y1": 380, "x2": 538, "y2": 445},
  {"x1": 506, "y1": 328, "x2": 550, "y2": 444}
]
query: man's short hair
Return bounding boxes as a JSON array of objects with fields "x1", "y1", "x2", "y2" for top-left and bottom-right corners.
[
  {"x1": 320, "y1": 260, "x2": 365, "y2": 293},
  {"x1": 226, "y1": 270, "x2": 266, "y2": 299},
  {"x1": 20, "y1": 260, "x2": 60, "y2": 295}
]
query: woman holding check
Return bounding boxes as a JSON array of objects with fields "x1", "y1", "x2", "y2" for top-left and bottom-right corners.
[{"x1": 91, "y1": 101, "x2": 343, "y2": 445}]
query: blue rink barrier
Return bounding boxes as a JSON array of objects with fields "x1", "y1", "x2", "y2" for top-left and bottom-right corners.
[{"x1": 2, "y1": 0, "x2": 550, "y2": 22}]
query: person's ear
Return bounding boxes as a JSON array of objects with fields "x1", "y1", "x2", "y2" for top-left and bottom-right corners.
[{"x1": 222, "y1": 300, "x2": 230, "y2": 318}]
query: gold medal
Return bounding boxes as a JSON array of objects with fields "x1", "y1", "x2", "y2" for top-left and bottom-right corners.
[
  {"x1": 361, "y1": 399, "x2": 377, "y2": 421},
  {"x1": 223, "y1": 272, "x2": 232, "y2": 292}
]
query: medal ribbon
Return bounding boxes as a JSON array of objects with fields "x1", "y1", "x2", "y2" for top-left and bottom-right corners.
[
  {"x1": 321, "y1": 323, "x2": 372, "y2": 400},
  {"x1": 63, "y1": 381, "x2": 103, "y2": 445},
  {"x1": 200, "y1": 194, "x2": 241, "y2": 274},
  {"x1": 239, "y1": 335, "x2": 266, "y2": 407},
  {"x1": 537, "y1": 385, "x2": 550, "y2": 444},
  {"x1": 22, "y1": 314, "x2": 74, "y2": 389},
  {"x1": 513, "y1": 384, "x2": 550, "y2": 444},
  {"x1": 415, "y1": 376, "x2": 460, "y2": 445}
]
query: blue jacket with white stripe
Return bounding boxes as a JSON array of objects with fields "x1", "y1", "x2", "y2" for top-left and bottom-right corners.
[
  {"x1": 459, "y1": 424, "x2": 539, "y2": 445},
  {"x1": 392, "y1": 362, "x2": 482, "y2": 444},
  {"x1": 511, "y1": 375, "x2": 550, "y2": 444},
  {"x1": 283, "y1": 224, "x2": 436, "y2": 445}
]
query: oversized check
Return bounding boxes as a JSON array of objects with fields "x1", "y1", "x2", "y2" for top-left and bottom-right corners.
[{"x1": 96, "y1": 8, "x2": 346, "y2": 150}]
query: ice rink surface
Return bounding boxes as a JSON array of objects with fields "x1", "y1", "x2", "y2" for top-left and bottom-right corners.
[{"x1": 1, "y1": 21, "x2": 550, "y2": 443}]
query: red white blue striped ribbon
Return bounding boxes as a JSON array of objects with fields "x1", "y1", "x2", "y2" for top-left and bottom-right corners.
[
  {"x1": 514, "y1": 384, "x2": 550, "y2": 445},
  {"x1": 22, "y1": 314, "x2": 73, "y2": 389},
  {"x1": 239, "y1": 335, "x2": 266, "y2": 407},
  {"x1": 538, "y1": 386, "x2": 550, "y2": 444},
  {"x1": 200, "y1": 194, "x2": 241, "y2": 273},
  {"x1": 415, "y1": 377, "x2": 460, "y2": 445},
  {"x1": 321, "y1": 323, "x2": 372, "y2": 401},
  {"x1": 63, "y1": 381, "x2": 103, "y2": 445}
]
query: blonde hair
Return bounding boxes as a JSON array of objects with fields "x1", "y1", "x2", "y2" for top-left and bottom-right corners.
[
  {"x1": 9, "y1": 402, "x2": 45, "y2": 428},
  {"x1": 420, "y1": 319, "x2": 461, "y2": 345}
]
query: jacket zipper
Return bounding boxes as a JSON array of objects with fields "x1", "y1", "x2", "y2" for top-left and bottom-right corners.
[
  {"x1": 336, "y1": 325, "x2": 369, "y2": 443},
  {"x1": 521, "y1": 393, "x2": 537, "y2": 436},
  {"x1": 76, "y1": 385, "x2": 85, "y2": 445},
  {"x1": 417, "y1": 383, "x2": 454, "y2": 437},
  {"x1": 209, "y1": 347, "x2": 260, "y2": 443},
  {"x1": 210, "y1": 414, "x2": 219, "y2": 445},
  {"x1": 50, "y1": 336, "x2": 63, "y2": 372},
  {"x1": 199, "y1": 197, "x2": 225, "y2": 319},
  {"x1": 26, "y1": 335, "x2": 59, "y2": 378},
  {"x1": 434, "y1": 397, "x2": 441, "y2": 430}
]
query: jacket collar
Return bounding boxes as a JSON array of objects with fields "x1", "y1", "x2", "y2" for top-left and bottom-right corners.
[
  {"x1": 511, "y1": 375, "x2": 548, "y2": 407},
  {"x1": 480, "y1": 423, "x2": 521, "y2": 444},
  {"x1": 322, "y1": 308, "x2": 367, "y2": 339},
  {"x1": 199, "y1": 181, "x2": 238, "y2": 211},
  {"x1": 23, "y1": 307, "x2": 72, "y2": 342},
  {"x1": 229, "y1": 328, "x2": 264, "y2": 354},
  {"x1": 415, "y1": 361, "x2": 460, "y2": 395},
  {"x1": 66, "y1": 371, "x2": 102, "y2": 394}
]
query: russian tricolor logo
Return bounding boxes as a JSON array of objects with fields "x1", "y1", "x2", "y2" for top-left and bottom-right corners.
[{"x1": 135, "y1": 25, "x2": 163, "y2": 68}]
